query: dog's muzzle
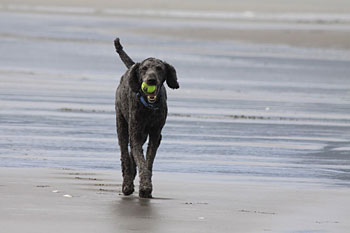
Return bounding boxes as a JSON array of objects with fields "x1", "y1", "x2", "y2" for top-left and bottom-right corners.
[{"x1": 141, "y1": 82, "x2": 158, "y2": 103}]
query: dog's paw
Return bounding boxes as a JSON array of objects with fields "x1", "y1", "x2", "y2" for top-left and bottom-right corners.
[
  {"x1": 122, "y1": 183, "x2": 134, "y2": 196},
  {"x1": 139, "y1": 188, "x2": 152, "y2": 198}
]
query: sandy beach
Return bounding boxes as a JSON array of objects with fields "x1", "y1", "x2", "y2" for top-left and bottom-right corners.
[
  {"x1": 1, "y1": 0, "x2": 350, "y2": 232},
  {"x1": 1, "y1": 168, "x2": 350, "y2": 233}
]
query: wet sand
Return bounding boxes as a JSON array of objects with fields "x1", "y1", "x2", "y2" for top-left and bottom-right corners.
[
  {"x1": 1, "y1": 168, "x2": 350, "y2": 233},
  {"x1": 1, "y1": 0, "x2": 350, "y2": 232}
]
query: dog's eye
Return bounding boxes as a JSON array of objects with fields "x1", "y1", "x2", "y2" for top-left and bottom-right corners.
[
  {"x1": 141, "y1": 66, "x2": 148, "y2": 71},
  {"x1": 156, "y1": 66, "x2": 163, "y2": 71}
]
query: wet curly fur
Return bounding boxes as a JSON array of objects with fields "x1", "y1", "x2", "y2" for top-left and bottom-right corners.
[{"x1": 114, "y1": 38, "x2": 179, "y2": 198}]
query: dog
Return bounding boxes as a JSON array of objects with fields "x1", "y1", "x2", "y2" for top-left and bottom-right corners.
[{"x1": 114, "y1": 38, "x2": 179, "y2": 198}]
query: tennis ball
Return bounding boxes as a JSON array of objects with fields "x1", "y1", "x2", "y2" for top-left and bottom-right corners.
[{"x1": 141, "y1": 82, "x2": 156, "y2": 93}]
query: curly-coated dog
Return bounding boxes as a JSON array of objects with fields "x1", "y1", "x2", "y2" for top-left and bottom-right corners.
[{"x1": 114, "y1": 38, "x2": 179, "y2": 198}]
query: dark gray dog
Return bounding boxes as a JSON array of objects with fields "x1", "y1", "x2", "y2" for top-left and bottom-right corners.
[{"x1": 114, "y1": 38, "x2": 179, "y2": 198}]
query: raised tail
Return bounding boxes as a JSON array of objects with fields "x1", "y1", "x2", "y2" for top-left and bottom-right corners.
[{"x1": 114, "y1": 38, "x2": 135, "y2": 69}]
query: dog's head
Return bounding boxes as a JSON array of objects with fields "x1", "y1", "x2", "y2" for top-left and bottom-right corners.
[{"x1": 128, "y1": 58, "x2": 179, "y2": 103}]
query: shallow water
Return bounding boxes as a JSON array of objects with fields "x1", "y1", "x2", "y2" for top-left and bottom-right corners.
[{"x1": 1, "y1": 10, "x2": 350, "y2": 186}]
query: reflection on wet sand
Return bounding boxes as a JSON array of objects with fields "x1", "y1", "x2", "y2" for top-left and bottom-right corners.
[{"x1": 113, "y1": 197, "x2": 158, "y2": 232}]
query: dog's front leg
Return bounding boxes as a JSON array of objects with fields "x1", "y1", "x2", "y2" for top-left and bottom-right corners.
[
  {"x1": 131, "y1": 144, "x2": 153, "y2": 198},
  {"x1": 129, "y1": 131, "x2": 153, "y2": 198}
]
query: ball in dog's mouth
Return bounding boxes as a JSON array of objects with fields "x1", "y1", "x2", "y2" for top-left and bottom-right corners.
[
  {"x1": 142, "y1": 82, "x2": 156, "y2": 94},
  {"x1": 141, "y1": 82, "x2": 157, "y2": 103}
]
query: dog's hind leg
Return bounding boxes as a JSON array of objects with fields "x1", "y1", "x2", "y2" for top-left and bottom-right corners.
[
  {"x1": 114, "y1": 37, "x2": 135, "y2": 69},
  {"x1": 116, "y1": 111, "x2": 136, "y2": 195}
]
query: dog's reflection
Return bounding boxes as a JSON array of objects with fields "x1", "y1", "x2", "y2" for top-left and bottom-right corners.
[{"x1": 113, "y1": 196, "x2": 159, "y2": 232}]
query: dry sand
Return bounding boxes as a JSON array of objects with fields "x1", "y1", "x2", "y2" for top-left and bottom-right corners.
[{"x1": 1, "y1": 168, "x2": 350, "y2": 233}]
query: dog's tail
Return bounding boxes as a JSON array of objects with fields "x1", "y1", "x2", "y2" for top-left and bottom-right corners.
[{"x1": 114, "y1": 38, "x2": 135, "y2": 69}]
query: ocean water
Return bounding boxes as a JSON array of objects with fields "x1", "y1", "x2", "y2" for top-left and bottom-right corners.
[{"x1": 1, "y1": 9, "x2": 350, "y2": 186}]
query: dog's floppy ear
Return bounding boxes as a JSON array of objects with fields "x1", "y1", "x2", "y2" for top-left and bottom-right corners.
[
  {"x1": 164, "y1": 62, "x2": 179, "y2": 89},
  {"x1": 128, "y1": 63, "x2": 140, "y2": 92}
]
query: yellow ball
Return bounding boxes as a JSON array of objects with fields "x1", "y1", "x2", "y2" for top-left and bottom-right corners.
[{"x1": 141, "y1": 82, "x2": 156, "y2": 93}]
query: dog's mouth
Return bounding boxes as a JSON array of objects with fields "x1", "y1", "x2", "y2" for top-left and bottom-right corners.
[
  {"x1": 141, "y1": 82, "x2": 159, "y2": 104},
  {"x1": 145, "y1": 88, "x2": 158, "y2": 103}
]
